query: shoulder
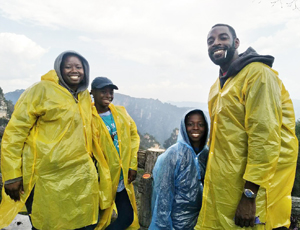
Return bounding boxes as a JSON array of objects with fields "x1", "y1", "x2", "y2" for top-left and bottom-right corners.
[
  {"x1": 153, "y1": 143, "x2": 183, "y2": 178},
  {"x1": 239, "y1": 62, "x2": 280, "y2": 89},
  {"x1": 167, "y1": 143, "x2": 180, "y2": 152},
  {"x1": 17, "y1": 81, "x2": 51, "y2": 101},
  {"x1": 112, "y1": 104, "x2": 132, "y2": 120},
  {"x1": 201, "y1": 145, "x2": 209, "y2": 154},
  {"x1": 114, "y1": 105, "x2": 126, "y2": 113},
  {"x1": 159, "y1": 144, "x2": 180, "y2": 162},
  {"x1": 244, "y1": 62, "x2": 278, "y2": 79},
  {"x1": 79, "y1": 89, "x2": 92, "y2": 101},
  {"x1": 80, "y1": 89, "x2": 91, "y2": 96}
]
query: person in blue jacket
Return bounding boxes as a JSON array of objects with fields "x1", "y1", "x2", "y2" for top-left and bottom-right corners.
[{"x1": 149, "y1": 109, "x2": 209, "y2": 230}]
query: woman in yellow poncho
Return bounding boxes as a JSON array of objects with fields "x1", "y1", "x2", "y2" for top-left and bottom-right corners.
[
  {"x1": 0, "y1": 51, "x2": 110, "y2": 230},
  {"x1": 91, "y1": 77, "x2": 140, "y2": 230}
]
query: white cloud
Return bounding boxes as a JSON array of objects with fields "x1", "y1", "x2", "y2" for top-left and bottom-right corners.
[
  {"x1": 1, "y1": 0, "x2": 300, "y2": 101},
  {"x1": 1, "y1": 0, "x2": 298, "y2": 70},
  {"x1": 0, "y1": 33, "x2": 47, "y2": 92}
]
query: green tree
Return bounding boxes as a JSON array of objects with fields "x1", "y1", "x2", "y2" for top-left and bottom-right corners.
[
  {"x1": 292, "y1": 119, "x2": 300, "y2": 197},
  {"x1": 4, "y1": 99, "x2": 14, "y2": 118},
  {"x1": 139, "y1": 132, "x2": 160, "y2": 150},
  {"x1": 0, "y1": 126, "x2": 2, "y2": 202},
  {"x1": 296, "y1": 119, "x2": 300, "y2": 141},
  {"x1": 163, "y1": 128, "x2": 179, "y2": 149}
]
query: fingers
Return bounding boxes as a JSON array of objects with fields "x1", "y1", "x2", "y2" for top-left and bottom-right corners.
[
  {"x1": 128, "y1": 176, "x2": 135, "y2": 184},
  {"x1": 13, "y1": 189, "x2": 21, "y2": 201},
  {"x1": 244, "y1": 220, "x2": 250, "y2": 227},
  {"x1": 250, "y1": 218, "x2": 255, "y2": 227},
  {"x1": 4, "y1": 180, "x2": 24, "y2": 202},
  {"x1": 131, "y1": 174, "x2": 136, "y2": 182},
  {"x1": 21, "y1": 183, "x2": 25, "y2": 194},
  {"x1": 234, "y1": 216, "x2": 255, "y2": 228},
  {"x1": 128, "y1": 178, "x2": 133, "y2": 184},
  {"x1": 128, "y1": 170, "x2": 137, "y2": 184},
  {"x1": 5, "y1": 187, "x2": 21, "y2": 201},
  {"x1": 234, "y1": 216, "x2": 239, "y2": 226}
]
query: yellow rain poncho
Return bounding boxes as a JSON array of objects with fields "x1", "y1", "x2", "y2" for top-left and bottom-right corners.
[
  {"x1": 196, "y1": 60, "x2": 298, "y2": 229},
  {"x1": 92, "y1": 103, "x2": 140, "y2": 230},
  {"x1": 0, "y1": 67, "x2": 102, "y2": 230}
]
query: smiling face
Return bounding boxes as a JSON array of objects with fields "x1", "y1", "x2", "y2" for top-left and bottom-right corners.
[
  {"x1": 92, "y1": 86, "x2": 114, "y2": 113},
  {"x1": 207, "y1": 26, "x2": 239, "y2": 71},
  {"x1": 185, "y1": 113, "x2": 206, "y2": 149},
  {"x1": 61, "y1": 55, "x2": 84, "y2": 91}
]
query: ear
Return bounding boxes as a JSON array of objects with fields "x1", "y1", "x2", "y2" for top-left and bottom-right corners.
[{"x1": 234, "y1": 38, "x2": 240, "y2": 49}]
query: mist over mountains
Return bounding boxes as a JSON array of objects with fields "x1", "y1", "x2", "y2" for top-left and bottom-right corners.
[
  {"x1": 113, "y1": 93, "x2": 210, "y2": 144},
  {"x1": 4, "y1": 89, "x2": 25, "y2": 105},
  {"x1": 4, "y1": 89, "x2": 300, "y2": 145},
  {"x1": 4, "y1": 90, "x2": 207, "y2": 145}
]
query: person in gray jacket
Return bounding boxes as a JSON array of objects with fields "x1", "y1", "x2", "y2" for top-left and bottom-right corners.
[{"x1": 1, "y1": 51, "x2": 99, "y2": 230}]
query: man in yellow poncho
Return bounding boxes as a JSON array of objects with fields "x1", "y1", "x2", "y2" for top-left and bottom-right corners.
[
  {"x1": 91, "y1": 77, "x2": 140, "y2": 230},
  {"x1": 0, "y1": 51, "x2": 111, "y2": 230},
  {"x1": 195, "y1": 24, "x2": 298, "y2": 229}
]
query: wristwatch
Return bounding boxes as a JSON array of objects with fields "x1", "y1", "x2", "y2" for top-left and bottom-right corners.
[{"x1": 244, "y1": 188, "x2": 257, "y2": 199}]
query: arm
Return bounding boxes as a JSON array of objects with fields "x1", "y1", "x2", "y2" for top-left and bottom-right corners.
[
  {"x1": 127, "y1": 114, "x2": 140, "y2": 183},
  {"x1": 149, "y1": 151, "x2": 177, "y2": 230},
  {"x1": 1, "y1": 87, "x2": 41, "y2": 200},
  {"x1": 235, "y1": 65, "x2": 282, "y2": 227},
  {"x1": 198, "y1": 146, "x2": 209, "y2": 184},
  {"x1": 235, "y1": 181, "x2": 259, "y2": 227}
]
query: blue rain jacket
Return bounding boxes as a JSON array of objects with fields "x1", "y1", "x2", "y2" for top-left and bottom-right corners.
[{"x1": 149, "y1": 109, "x2": 209, "y2": 230}]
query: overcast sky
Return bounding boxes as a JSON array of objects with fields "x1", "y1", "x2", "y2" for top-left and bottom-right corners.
[{"x1": 0, "y1": 0, "x2": 299, "y2": 103}]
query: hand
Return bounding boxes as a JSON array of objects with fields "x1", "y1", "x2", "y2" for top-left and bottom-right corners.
[
  {"x1": 128, "y1": 170, "x2": 137, "y2": 184},
  {"x1": 4, "y1": 180, "x2": 24, "y2": 202},
  {"x1": 234, "y1": 194, "x2": 256, "y2": 228}
]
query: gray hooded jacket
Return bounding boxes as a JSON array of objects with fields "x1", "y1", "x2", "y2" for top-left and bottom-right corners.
[
  {"x1": 4, "y1": 50, "x2": 90, "y2": 186},
  {"x1": 54, "y1": 50, "x2": 90, "y2": 97}
]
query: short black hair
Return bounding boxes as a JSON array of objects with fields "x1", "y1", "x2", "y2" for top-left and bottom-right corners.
[
  {"x1": 185, "y1": 110, "x2": 205, "y2": 124},
  {"x1": 211, "y1": 24, "x2": 237, "y2": 39},
  {"x1": 185, "y1": 110, "x2": 208, "y2": 147}
]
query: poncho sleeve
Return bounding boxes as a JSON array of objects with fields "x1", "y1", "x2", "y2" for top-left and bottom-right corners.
[
  {"x1": 149, "y1": 147, "x2": 178, "y2": 230},
  {"x1": 1, "y1": 85, "x2": 42, "y2": 182},
  {"x1": 242, "y1": 64, "x2": 282, "y2": 189},
  {"x1": 128, "y1": 113, "x2": 139, "y2": 171}
]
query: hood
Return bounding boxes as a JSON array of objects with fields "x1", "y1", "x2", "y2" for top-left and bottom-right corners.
[
  {"x1": 220, "y1": 47, "x2": 274, "y2": 88},
  {"x1": 177, "y1": 109, "x2": 209, "y2": 151},
  {"x1": 54, "y1": 50, "x2": 90, "y2": 95}
]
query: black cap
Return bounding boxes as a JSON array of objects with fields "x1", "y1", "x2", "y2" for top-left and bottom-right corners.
[{"x1": 91, "y1": 77, "x2": 118, "y2": 90}]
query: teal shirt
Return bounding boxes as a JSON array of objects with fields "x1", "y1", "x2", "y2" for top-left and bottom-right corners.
[{"x1": 100, "y1": 111, "x2": 123, "y2": 181}]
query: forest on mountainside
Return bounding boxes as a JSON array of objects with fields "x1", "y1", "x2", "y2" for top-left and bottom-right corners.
[{"x1": 292, "y1": 119, "x2": 300, "y2": 197}]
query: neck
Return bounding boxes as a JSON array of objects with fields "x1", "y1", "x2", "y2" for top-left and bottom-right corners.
[
  {"x1": 71, "y1": 87, "x2": 78, "y2": 92},
  {"x1": 220, "y1": 52, "x2": 239, "y2": 73},
  {"x1": 220, "y1": 63, "x2": 230, "y2": 74},
  {"x1": 191, "y1": 142, "x2": 202, "y2": 151},
  {"x1": 95, "y1": 104, "x2": 109, "y2": 114}
]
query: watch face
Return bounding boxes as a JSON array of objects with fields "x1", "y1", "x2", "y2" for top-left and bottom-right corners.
[{"x1": 244, "y1": 189, "x2": 256, "y2": 198}]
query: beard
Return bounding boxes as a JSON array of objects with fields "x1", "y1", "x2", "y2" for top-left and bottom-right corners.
[{"x1": 208, "y1": 42, "x2": 236, "y2": 66}]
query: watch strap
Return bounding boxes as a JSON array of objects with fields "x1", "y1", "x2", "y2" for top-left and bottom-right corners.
[{"x1": 244, "y1": 188, "x2": 257, "y2": 199}]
